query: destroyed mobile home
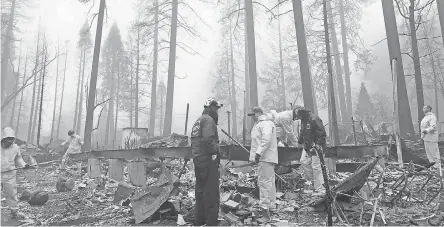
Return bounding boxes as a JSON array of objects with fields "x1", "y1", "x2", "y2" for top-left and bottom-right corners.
[{"x1": 2, "y1": 133, "x2": 443, "y2": 226}]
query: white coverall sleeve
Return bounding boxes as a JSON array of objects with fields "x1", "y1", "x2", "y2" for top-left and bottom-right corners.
[
  {"x1": 256, "y1": 122, "x2": 273, "y2": 156},
  {"x1": 78, "y1": 136, "x2": 84, "y2": 146},
  {"x1": 15, "y1": 147, "x2": 26, "y2": 168},
  {"x1": 61, "y1": 140, "x2": 68, "y2": 146},
  {"x1": 280, "y1": 118, "x2": 297, "y2": 143},
  {"x1": 425, "y1": 115, "x2": 437, "y2": 133}
]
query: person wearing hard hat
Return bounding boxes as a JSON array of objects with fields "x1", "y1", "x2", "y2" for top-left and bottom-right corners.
[
  {"x1": 60, "y1": 130, "x2": 84, "y2": 170},
  {"x1": 190, "y1": 98, "x2": 223, "y2": 226},
  {"x1": 294, "y1": 105, "x2": 327, "y2": 194},
  {"x1": 1, "y1": 127, "x2": 32, "y2": 219},
  {"x1": 248, "y1": 107, "x2": 278, "y2": 216}
]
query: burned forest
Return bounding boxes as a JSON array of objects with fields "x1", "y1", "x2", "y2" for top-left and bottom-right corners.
[{"x1": 2, "y1": 0, "x2": 444, "y2": 226}]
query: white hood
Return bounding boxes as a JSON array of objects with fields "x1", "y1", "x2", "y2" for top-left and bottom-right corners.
[{"x1": 2, "y1": 127, "x2": 16, "y2": 140}]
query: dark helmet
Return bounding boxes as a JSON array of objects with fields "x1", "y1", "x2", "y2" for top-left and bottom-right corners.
[
  {"x1": 68, "y1": 130, "x2": 75, "y2": 136},
  {"x1": 28, "y1": 191, "x2": 49, "y2": 206},
  {"x1": 19, "y1": 189, "x2": 33, "y2": 201}
]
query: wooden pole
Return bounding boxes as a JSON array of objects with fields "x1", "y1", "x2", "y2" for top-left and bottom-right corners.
[
  {"x1": 227, "y1": 111, "x2": 231, "y2": 137},
  {"x1": 243, "y1": 91, "x2": 246, "y2": 146},
  {"x1": 392, "y1": 58, "x2": 403, "y2": 167},
  {"x1": 184, "y1": 103, "x2": 189, "y2": 135},
  {"x1": 351, "y1": 117, "x2": 357, "y2": 145}
]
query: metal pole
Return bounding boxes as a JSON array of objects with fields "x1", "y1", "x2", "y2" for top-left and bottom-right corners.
[
  {"x1": 392, "y1": 58, "x2": 403, "y2": 167},
  {"x1": 184, "y1": 103, "x2": 189, "y2": 135},
  {"x1": 227, "y1": 111, "x2": 231, "y2": 137},
  {"x1": 243, "y1": 91, "x2": 246, "y2": 146},
  {"x1": 360, "y1": 120, "x2": 367, "y2": 145},
  {"x1": 351, "y1": 117, "x2": 357, "y2": 145}
]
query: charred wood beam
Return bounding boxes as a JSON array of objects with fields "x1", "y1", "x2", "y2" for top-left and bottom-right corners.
[{"x1": 69, "y1": 144, "x2": 388, "y2": 163}]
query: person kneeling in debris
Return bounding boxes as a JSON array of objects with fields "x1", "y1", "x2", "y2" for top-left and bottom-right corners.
[
  {"x1": 248, "y1": 107, "x2": 279, "y2": 212},
  {"x1": 294, "y1": 105, "x2": 327, "y2": 194},
  {"x1": 190, "y1": 98, "x2": 223, "y2": 226},
  {"x1": 60, "y1": 130, "x2": 83, "y2": 170},
  {"x1": 421, "y1": 105, "x2": 442, "y2": 176},
  {"x1": 1, "y1": 127, "x2": 33, "y2": 219}
]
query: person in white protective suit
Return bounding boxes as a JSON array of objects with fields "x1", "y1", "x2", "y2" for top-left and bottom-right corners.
[
  {"x1": 1, "y1": 127, "x2": 32, "y2": 219},
  {"x1": 420, "y1": 105, "x2": 442, "y2": 176},
  {"x1": 248, "y1": 107, "x2": 279, "y2": 213},
  {"x1": 267, "y1": 110, "x2": 298, "y2": 147},
  {"x1": 60, "y1": 130, "x2": 84, "y2": 170}
]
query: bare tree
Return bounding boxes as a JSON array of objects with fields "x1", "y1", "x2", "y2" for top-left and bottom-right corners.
[
  {"x1": 163, "y1": 0, "x2": 178, "y2": 136},
  {"x1": 57, "y1": 40, "x2": 69, "y2": 140},
  {"x1": 15, "y1": 53, "x2": 27, "y2": 134},
  {"x1": 50, "y1": 39, "x2": 60, "y2": 139},
  {"x1": 394, "y1": 0, "x2": 435, "y2": 124},
  {"x1": 381, "y1": 0, "x2": 415, "y2": 138},
  {"x1": 36, "y1": 37, "x2": 49, "y2": 147},
  {"x1": 83, "y1": 0, "x2": 106, "y2": 151},
  {"x1": 1, "y1": 0, "x2": 16, "y2": 103}
]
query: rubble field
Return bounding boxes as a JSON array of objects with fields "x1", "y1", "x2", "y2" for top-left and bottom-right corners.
[{"x1": 1, "y1": 157, "x2": 443, "y2": 226}]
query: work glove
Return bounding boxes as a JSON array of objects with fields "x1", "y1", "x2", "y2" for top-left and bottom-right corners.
[
  {"x1": 23, "y1": 164, "x2": 33, "y2": 169},
  {"x1": 423, "y1": 130, "x2": 428, "y2": 134},
  {"x1": 212, "y1": 154, "x2": 217, "y2": 161},
  {"x1": 313, "y1": 144, "x2": 322, "y2": 152},
  {"x1": 255, "y1": 154, "x2": 261, "y2": 163}
]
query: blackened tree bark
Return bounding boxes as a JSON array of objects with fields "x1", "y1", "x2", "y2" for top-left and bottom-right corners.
[
  {"x1": 163, "y1": 0, "x2": 178, "y2": 136},
  {"x1": 149, "y1": 0, "x2": 159, "y2": 137},
  {"x1": 84, "y1": 0, "x2": 106, "y2": 150},
  {"x1": 291, "y1": 0, "x2": 317, "y2": 114},
  {"x1": 381, "y1": 0, "x2": 415, "y2": 138}
]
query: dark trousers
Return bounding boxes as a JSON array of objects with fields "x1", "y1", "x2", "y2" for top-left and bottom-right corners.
[{"x1": 193, "y1": 157, "x2": 220, "y2": 226}]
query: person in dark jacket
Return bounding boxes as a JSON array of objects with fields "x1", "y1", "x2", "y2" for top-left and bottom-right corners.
[
  {"x1": 294, "y1": 105, "x2": 327, "y2": 193},
  {"x1": 190, "y1": 97, "x2": 223, "y2": 226}
]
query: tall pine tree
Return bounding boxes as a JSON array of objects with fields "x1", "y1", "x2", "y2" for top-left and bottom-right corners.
[{"x1": 355, "y1": 82, "x2": 374, "y2": 124}]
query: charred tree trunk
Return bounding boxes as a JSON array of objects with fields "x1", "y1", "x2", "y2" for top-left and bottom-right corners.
[
  {"x1": 1, "y1": 0, "x2": 16, "y2": 103},
  {"x1": 10, "y1": 51, "x2": 22, "y2": 127},
  {"x1": 130, "y1": 57, "x2": 133, "y2": 128},
  {"x1": 339, "y1": 0, "x2": 353, "y2": 118},
  {"x1": 57, "y1": 41, "x2": 69, "y2": 141},
  {"x1": 73, "y1": 50, "x2": 84, "y2": 131},
  {"x1": 76, "y1": 48, "x2": 87, "y2": 135},
  {"x1": 409, "y1": 0, "x2": 424, "y2": 124},
  {"x1": 244, "y1": 4, "x2": 251, "y2": 130},
  {"x1": 105, "y1": 56, "x2": 116, "y2": 148},
  {"x1": 149, "y1": 0, "x2": 159, "y2": 137},
  {"x1": 50, "y1": 41, "x2": 60, "y2": 139},
  {"x1": 327, "y1": 0, "x2": 348, "y2": 124},
  {"x1": 323, "y1": 0, "x2": 335, "y2": 225},
  {"x1": 437, "y1": 0, "x2": 444, "y2": 47},
  {"x1": 84, "y1": 0, "x2": 106, "y2": 150},
  {"x1": 135, "y1": 26, "x2": 140, "y2": 128},
  {"x1": 381, "y1": 0, "x2": 415, "y2": 138},
  {"x1": 16, "y1": 56, "x2": 28, "y2": 135},
  {"x1": 425, "y1": 26, "x2": 440, "y2": 131},
  {"x1": 277, "y1": 8, "x2": 287, "y2": 111},
  {"x1": 245, "y1": 0, "x2": 259, "y2": 108},
  {"x1": 163, "y1": 0, "x2": 179, "y2": 136},
  {"x1": 37, "y1": 45, "x2": 48, "y2": 147},
  {"x1": 159, "y1": 82, "x2": 165, "y2": 136},
  {"x1": 291, "y1": 0, "x2": 317, "y2": 114},
  {"x1": 27, "y1": 32, "x2": 41, "y2": 143},
  {"x1": 114, "y1": 60, "x2": 121, "y2": 144},
  {"x1": 31, "y1": 59, "x2": 44, "y2": 143},
  {"x1": 229, "y1": 21, "x2": 238, "y2": 138}
]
